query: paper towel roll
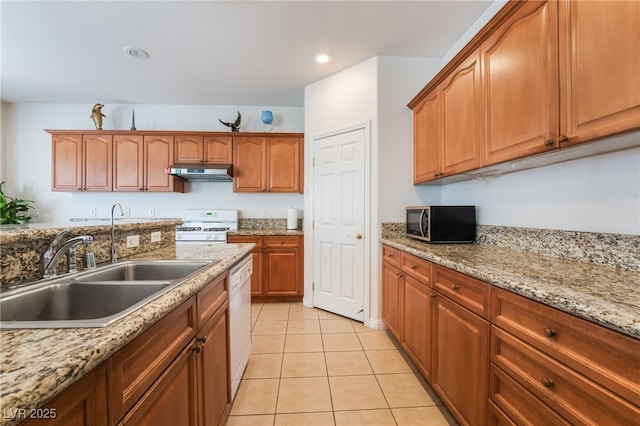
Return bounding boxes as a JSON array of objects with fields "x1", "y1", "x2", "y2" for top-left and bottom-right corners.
[{"x1": 287, "y1": 208, "x2": 298, "y2": 230}]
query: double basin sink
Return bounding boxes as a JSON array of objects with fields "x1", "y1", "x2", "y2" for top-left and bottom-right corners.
[{"x1": 0, "y1": 260, "x2": 217, "y2": 328}]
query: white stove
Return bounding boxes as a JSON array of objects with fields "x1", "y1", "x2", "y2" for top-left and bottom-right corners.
[{"x1": 176, "y1": 209, "x2": 238, "y2": 243}]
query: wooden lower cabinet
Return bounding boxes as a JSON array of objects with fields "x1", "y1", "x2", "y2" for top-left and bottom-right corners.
[
  {"x1": 197, "y1": 300, "x2": 231, "y2": 426},
  {"x1": 21, "y1": 365, "x2": 108, "y2": 426},
  {"x1": 120, "y1": 341, "x2": 198, "y2": 426},
  {"x1": 227, "y1": 235, "x2": 302, "y2": 301},
  {"x1": 401, "y1": 274, "x2": 432, "y2": 381},
  {"x1": 432, "y1": 292, "x2": 490, "y2": 426},
  {"x1": 381, "y1": 260, "x2": 403, "y2": 341}
]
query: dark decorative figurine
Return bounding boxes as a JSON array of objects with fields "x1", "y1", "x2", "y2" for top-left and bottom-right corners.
[
  {"x1": 90, "y1": 103, "x2": 106, "y2": 130},
  {"x1": 219, "y1": 111, "x2": 241, "y2": 132},
  {"x1": 130, "y1": 110, "x2": 136, "y2": 131}
]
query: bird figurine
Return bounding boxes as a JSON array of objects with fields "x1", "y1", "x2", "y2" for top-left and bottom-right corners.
[
  {"x1": 219, "y1": 111, "x2": 241, "y2": 132},
  {"x1": 90, "y1": 103, "x2": 106, "y2": 130}
]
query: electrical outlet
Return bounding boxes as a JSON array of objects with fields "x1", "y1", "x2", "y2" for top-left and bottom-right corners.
[
  {"x1": 148, "y1": 208, "x2": 155, "y2": 217},
  {"x1": 263, "y1": 208, "x2": 269, "y2": 217},
  {"x1": 126, "y1": 235, "x2": 140, "y2": 248},
  {"x1": 123, "y1": 207, "x2": 131, "y2": 217},
  {"x1": 151, "y1": 231, "x2": 161, "y2": 243},
  {"x1": 89, "y1": 208, "x2": 97, "y2": 217}
]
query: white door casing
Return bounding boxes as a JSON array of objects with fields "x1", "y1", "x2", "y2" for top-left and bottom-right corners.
[{"x1": 312, "y1": 126, "x2": 367, "y2": 321}]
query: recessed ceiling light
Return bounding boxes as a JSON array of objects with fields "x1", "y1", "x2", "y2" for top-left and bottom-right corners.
[
  {"x1": 315, "y1": 53, "x2": 332, "y2": 64},
  {"x1": 123, "y1": 46, "x2": 149, "y2": 59}
]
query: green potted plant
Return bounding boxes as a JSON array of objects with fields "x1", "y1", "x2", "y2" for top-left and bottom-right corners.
[{"x1": 0, "y1": 181, "x2": 35, "y2": 224}]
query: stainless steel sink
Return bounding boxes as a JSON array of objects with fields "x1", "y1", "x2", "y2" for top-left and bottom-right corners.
[
  {"x1": 75, "y1": 260, "x2": 212, "y2": 282},
  {"x1": 0, "y1": 259, "x2": 216, "y2": 328}
]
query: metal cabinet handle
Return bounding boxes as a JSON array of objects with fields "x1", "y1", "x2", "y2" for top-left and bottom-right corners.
[
  {"x1": 558, "y1": 135, "x2": 569, "y2": 145},
  {"x1": 543, "y1": 328, "x2": 556, "y2": 338},
  {"x1": 541, "y1": 377, "x2": 554, "y2": 388},
  {"x1": 544, "y1": 139, "x2": 554, "y2": 147},
  {"x1": 198, "y1": 336, "x2": 208, "y2": 344},
  {"x1": 451, "y1": 284, "x2": 460, "y2": 291},
  {"x1": 192, "y1": 346, "x2": 202, "y2": 354},
  {"x1": 411, "y1": 265, "x2": 417, "y2": 270}
]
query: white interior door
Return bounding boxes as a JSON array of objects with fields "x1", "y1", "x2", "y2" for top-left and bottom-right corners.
[{"x1": 313, "y1": 127, "x2": 366, "y2": 321}]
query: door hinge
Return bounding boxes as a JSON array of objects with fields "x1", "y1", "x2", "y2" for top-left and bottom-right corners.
[
  {"x1": 312, "y1": 157, "x2": 315, "y2": 167},
  {"x1": 312, "y1": 282, "x2": 315, "y2": 292},
  {"x1": 312, "y1": 220, "x2": 315, "y2": 229}
]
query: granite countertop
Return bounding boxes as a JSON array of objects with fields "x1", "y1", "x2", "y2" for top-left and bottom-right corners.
[
  {"x1": 0, "y1": 242, "x2": 254, "y2": 425},
  {"x1": 229, "y1": 228, "x2": 304, "y2": 236},
  {"x1": 382, "y1": 237, "x2": 640, "y2": 340},
  {"x1": 0, "y1": 219, "x2": 182, "y2": 245}
]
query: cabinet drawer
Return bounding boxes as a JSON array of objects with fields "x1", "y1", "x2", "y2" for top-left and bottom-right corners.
[
  {"x1": 197, "y1": 274, "x2": 227, "y2": 328},
  {"x1": 492, "y1": 287, "x2": 640, "y2": 406},
  {"x1": 227, "y1": 235, "x2": 263, "y2": 248},
  {"x1": 264, "y1": 235, "x2": 300, "y2": 248},
  {"x1": 490, "y1": 364, "x2": 570, "y2": 426},
  {"x1": 382, "y1": 245, "x2": 401, "y2": 269},
  {"x1": 401, "y1": 253, "x2": 431, "y2": 284},
  {"x1": 109, "y1": 297, "x2": 197, "y2": 423},
  {"x1": 433, "y1": 265, "x2": 490, "y2": 319},
  {"x1": 491, "y1": 327, "x2": 640, "y2": 425}
]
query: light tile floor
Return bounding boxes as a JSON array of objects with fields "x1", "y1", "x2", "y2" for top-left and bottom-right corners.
[{"x1": 226, "y1": 303, "x2": 458, "y2": 426}]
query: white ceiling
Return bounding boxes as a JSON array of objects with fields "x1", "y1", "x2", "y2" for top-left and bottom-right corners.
[{"x1": 1, "y1": 1, "x2": 493, "y2": 107}]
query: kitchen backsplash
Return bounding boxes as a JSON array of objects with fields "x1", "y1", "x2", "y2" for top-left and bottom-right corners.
[
  {"x1": 381, "y1": 223, "x2": 640, "y2": 272},
  {"x1": 239, "y1": 218, "x2": 303, "y2": 230}
]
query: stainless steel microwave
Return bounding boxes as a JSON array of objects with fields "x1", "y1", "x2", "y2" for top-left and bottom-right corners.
[{"x1": 406, "y1": 206, "x2": 476, "y2": 243}]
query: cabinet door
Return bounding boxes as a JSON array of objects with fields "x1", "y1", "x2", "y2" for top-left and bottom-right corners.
[
  {"x1": 83, "y1": 135, "x2": 112, "y2": 191},
  {"x1": 198, "y1": 301, "x2": 231, "y2": 426},
  {"x1": 401, "y1": 275, "x2": 433, "y2": 381},
  {"x1": 381, "y1": 261, "x2": 403, "y2": 341},
  {"x1": 559, "y1": 0, "x2": 640, "y2": 145},
  {"x1": 22, "y1": 365, "x2": 108, "y2": 426},
  {"x1": 113, "y1": 135, "x2": 144, "y2": 191},
  {"x1": 441, "y1": 51, "x2": 482, "y2": 176},
  {"x1": 264, "y1": 248, "x2": 301, "y2": 296},
  {"x1": 267, "y1": 137, "x2": 300, "y2": 192},
  {"x1": 233, "y1": 137, "x2": 267, "y2": 192},
  {"x1": 145, "y1": 135, "x2": 180, "y2": 192},
  {"x1": 432, "y1": 293, "x2": 490, "y2": 426},
  {"x1": 120, "y1": 342, "x2": 198, "y2": 426},
  {"x1": 413, "y1": 91, "x2": 441, "y2": 183},
  {"x1": 204, "y1": 136, "x2": 232, "y2": 164},
  {"x1": 482, "y1": 0, "x2": 559, "y2": 165},
  {"x1": 175, "y1": 135, "x2": 204, "y2": 163},
  {"x1": 52, "y1": 134, "x2": 83, "y2": 191}
]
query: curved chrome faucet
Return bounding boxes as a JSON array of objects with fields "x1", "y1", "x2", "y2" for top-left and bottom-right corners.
[
  {"x1": 42, "y1": 231, "x2": 93, "y2": 278},
  {"x1": 111, "y1": 203, "x2": 124, "y2": 263}
]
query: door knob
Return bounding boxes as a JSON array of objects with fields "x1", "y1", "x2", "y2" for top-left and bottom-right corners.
[{"x1": 355, "y1": 233, "x2": 363, "y2": 240}]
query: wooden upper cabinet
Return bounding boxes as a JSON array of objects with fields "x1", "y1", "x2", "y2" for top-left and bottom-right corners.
[
  {"x1": 413, "y1": 92, "x2": 441, "y2": 183},
  {"x1": 233, "y1": 137, "x2": 268, "y2": 192},
  {"x1": 52, "y1": 134, "x2": 83, "y2": 191},
  {"x1": 268, "y1": 137, "x2": 301, "y2": 192},
  {"x1": 114, "y1": 135, "x2": 144, "y2": 191},
  {"x1": 204, "y1": 136, "x2": 232, "y2": 164},
  {"x1": 174, "y1": 135, "x2": 204, "y2": 163},
  {"x1": 145, "y1": 135, "x2": 183, "y2": 192},
  {"x1": 82, "y1": 135, "x2": 112, "y2": 191},
  {"x1": 482, "y1": 0, "x2": 559, "y2": 165},
  {"x1": 441, "y1": 50, "x2": 482, "y2": 177},
  {"x1": 175, "y1": 135, "x2": 232, "y2": 164},
  {"x1": 559, "y1": 0, "x2": 640, "y2": 145}
]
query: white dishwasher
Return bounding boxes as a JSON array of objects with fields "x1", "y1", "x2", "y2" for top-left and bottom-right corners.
[{"x1": 228, "y1": 255, "x2": 252, "y2": 399}]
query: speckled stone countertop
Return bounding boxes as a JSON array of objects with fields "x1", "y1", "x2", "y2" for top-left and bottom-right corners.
[
  {"x1": 0, "y1": 242, "x2": 254, "y2": 425},
  {"x1": 382, "y1": 237, "x2": 640, "y2": 340},
  {"x1": 228, "y1": 229, "x2": 304, "y2": 236}
]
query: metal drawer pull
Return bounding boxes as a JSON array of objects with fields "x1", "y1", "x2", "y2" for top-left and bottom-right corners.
[
  {"x1": 411, "y1": 265, "x2": 417, "y2": 270},
  {"x1": 541, "y1": 377, "x2": 554, "y2": 388},
  {"x1": 193, "y1": 346, "x2": 202, "y2": 354},
  {"x1": 198, "y1": 337, "x2": 207, "y2": 344},
  {"x1": 451, "y1": 284, "x2": 460, "y2": 291},
  {"x1": 543, "y1": 328, "x2": 556, "y2": 338}
]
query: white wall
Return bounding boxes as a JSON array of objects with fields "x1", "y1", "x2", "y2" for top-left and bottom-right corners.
[
  {"x1": 442, "y1": 144, "x2": 640, "y2": 235},
  {"x1": 2, "y1": 103, "x2": 304, "y2": 223}
]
